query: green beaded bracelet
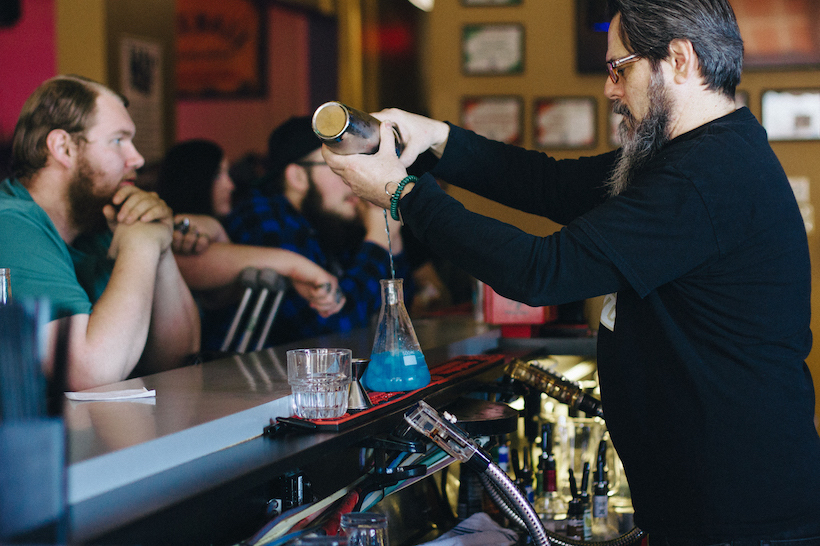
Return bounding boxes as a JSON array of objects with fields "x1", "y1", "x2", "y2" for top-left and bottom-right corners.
[{"x1": 390, "y1": 175, "x2": 418, "y2": 221}]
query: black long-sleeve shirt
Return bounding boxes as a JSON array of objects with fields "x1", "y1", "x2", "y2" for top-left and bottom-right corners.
[{"x1": 399, "y1": 108, "x2": 820, "y2": 536}]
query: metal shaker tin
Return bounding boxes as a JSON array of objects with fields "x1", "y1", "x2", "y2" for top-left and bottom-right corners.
[{"x1": 312, "y1": 101, "x2": 403, "y2": 156}]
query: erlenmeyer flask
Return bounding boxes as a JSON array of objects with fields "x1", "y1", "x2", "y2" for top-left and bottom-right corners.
[{"x1": 365, "y1": 279, "x2": 431, "y2": 392}]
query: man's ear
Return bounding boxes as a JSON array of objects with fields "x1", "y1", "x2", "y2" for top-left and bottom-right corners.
[
  {"x1": 45, "y1": 129, "x2": 76, "y2": 170},
  {"x1": 284, "y1": 162, "x2": 310, "y2": 194},
  {"x1": 668, "y1": 38, "x2": 699, "y2": 84}
]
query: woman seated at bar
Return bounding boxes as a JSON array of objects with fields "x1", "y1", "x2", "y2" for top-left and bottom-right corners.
[{"x1": 155, "y1": 139, "x2": 345, "y2": 350}]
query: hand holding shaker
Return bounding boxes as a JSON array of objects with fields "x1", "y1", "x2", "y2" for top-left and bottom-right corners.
[{"x1": 312, "y1": 102, "x2": 403, "y2": 156}]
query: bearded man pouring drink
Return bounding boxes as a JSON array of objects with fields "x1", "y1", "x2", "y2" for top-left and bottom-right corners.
[{"x1": 322, "y1": 0, "x2": 820, "y2": 542}]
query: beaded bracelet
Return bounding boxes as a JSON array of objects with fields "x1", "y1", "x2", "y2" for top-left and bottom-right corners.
[{"x1": 389, "y1": 175, "x2": 418, "y2": 221}]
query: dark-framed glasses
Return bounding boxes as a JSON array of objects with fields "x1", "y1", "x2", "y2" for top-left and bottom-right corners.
[{"x1": 606, "y1": 53, "x2": 641, "y2": 84}]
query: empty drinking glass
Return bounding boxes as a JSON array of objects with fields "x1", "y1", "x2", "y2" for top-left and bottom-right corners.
[{"x1": 287, "y1": 348, "x2": 352, "y2": 419}]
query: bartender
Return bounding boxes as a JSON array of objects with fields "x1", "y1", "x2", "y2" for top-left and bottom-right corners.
[{"x1": 323, "y1": 0, "x2": 820, "y2": 543}]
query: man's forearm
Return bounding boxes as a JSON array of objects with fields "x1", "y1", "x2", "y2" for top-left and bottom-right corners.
[
  {"x1": 175, "y1": 243, "x2": 330, "y2": 290},
  {"x1": 139, "y1": 250, "x2": 200, "y2": 373},
  {"x1": 64, "y1": 243, "x2": 162, "y2": 390}
]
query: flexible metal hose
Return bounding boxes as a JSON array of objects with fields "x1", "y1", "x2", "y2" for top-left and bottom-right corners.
[
  {"x1": 477, "y1": 471, "x2": 529, "y2": 530},
  {"x1": 478, "y1": 461, "x2": 645, "y2": 546},
  {"x1": 484, "y1": 462, "x2": 551, "y2": 546}
]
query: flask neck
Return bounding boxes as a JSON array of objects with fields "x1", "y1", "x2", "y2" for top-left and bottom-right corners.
[{"x1": 380, "y1": 278, "x2": 404, "y2": 306}]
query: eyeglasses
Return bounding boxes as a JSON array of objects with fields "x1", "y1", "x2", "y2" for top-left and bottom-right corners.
[{"x1": 606, "y1": 53, "x2": 641, "y2": 84}]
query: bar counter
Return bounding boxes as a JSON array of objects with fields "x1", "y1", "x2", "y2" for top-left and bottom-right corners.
[
  {"x1": 65, "y1": 316, "x2": 508, "y2": 543},
  {"x1": 64, "y1": 316, "x2": 598, "y2": 544}
]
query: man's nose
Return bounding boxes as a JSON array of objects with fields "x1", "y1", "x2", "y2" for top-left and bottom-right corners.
[
  {"x1": 604, "y1": 76, "x2": 621, "y2": 102},
  {"x1": 127, "y1": 144, "x2": 145, "y2": 170}
]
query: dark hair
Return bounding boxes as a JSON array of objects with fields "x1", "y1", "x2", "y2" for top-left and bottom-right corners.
[
  {"x1": 607, "y1": 0, "x2": 743, "y2": 98},
  {"x1": 156, "y1": 139, "x2": 224, "y2": 216},
  {"x1": 11, "y1": 75, "x2": 127, "y2": 182},
  {"x1": 263, "y1": 116, "x2": 322, "y2": 195}
]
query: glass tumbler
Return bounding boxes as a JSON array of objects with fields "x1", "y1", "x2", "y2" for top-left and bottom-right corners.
[
  {"x1": 287, "y1": 348, "x2": 352, "y2": 419},
  {"x1": 340, "y1": 512, "x2": 388, "y2": 546}
]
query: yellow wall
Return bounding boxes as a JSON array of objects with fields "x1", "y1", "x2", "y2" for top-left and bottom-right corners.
[
  {"x1": 56, "y1": 0, "x2": 107, "y2": 80},
  {"x1": 56, "y1": 0, "x2": 176, "y2": 160},
  {"x1": 423, "y1": 1, "x2": 820, "y2": 425}
]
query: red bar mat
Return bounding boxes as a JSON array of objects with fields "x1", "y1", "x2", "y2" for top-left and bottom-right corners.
[{"x1": 286, "y1": 354, "x2": 506, "y2": 431}]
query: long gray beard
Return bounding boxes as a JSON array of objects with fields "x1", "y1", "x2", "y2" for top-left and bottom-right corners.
[{"x1": 606, "y1": 69, "x2": 673, "y2": 197}]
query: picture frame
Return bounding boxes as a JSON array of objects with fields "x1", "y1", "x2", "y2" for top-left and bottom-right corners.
[
  {"x1": 761, "y1": 89, "x2": 820, "y2": 141},
  {"x1": 176, "y1": 0, "x2": 267, "y2": 98},
  {"x1": 462, "y1": 23, "x2": 525, "y2": 75},
  {"x1": 733, "y1": 0, "x2": 820, "y2": 69},
  {"x1": 534, "y1": 97, "x2": 597, "y2": 149},
  {"x1": 461, "y1": 95, "x2": 524, "y2": 145}
]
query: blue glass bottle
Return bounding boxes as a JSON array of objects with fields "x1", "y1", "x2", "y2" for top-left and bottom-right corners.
[{"x1": 365, "y1": 279, "x2": 431, "y2": 392}]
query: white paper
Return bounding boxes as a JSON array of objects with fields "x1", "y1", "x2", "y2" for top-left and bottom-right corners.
[{"x1": 65, "y1": 387, "x2": 156, "y2": 401}]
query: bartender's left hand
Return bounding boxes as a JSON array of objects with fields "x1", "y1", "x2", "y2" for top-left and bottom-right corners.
[{"x1": 323, "y1": 122, "x2": 409, "y2": 209}]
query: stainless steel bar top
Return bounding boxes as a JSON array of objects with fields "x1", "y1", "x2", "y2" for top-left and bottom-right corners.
[{"x1": 64, "y1": 317, "x2": 501, "y2": 531}]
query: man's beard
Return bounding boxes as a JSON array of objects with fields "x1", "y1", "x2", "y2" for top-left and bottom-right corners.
[
  {"x1": 607, "y1": 68, "x2": 674, "y2": 197},
  {"x1": 67, "y1": 154, "x2": 114, "y2": 235},
  {"x1": 301, "y1": 179, "x2": 365, "y2": 260}
]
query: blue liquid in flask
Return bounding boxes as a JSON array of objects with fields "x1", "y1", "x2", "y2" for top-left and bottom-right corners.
[
  {"x1": 366, "y1": 350, "x2": 430, "y2": 392},
  {"x1": 365, "y1": 278, "x2": 431, "y2": 392}
]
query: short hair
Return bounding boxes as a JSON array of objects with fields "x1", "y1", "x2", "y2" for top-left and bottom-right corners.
[
  {"x1": 262, "y1": 116, "x2": 322, "y2": 195},
  {"x1": 10, "y1": 75, "x2": 128, "y2": 182},
  {"x1": 607, "y1": 0, "x2": 743, "y2": 98},
  {"x1": 156, "y1": 139, "x2": 225, "y2": 216}
]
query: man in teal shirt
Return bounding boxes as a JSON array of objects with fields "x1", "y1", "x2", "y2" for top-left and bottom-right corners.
[{"x1": 1, "y1": 75, "x2": 200, "y2": 390}]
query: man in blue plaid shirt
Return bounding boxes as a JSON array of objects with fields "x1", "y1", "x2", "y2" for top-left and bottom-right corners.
[{"x1": 216, "y1": 116, "x2": 410, "y2": 347}]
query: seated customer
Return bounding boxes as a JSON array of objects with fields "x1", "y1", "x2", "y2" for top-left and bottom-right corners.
[
  {"x1": 224, "y1": 116, "x2": 410, "y2": 344},
  {"x1": 155, "y1": 139, "x2": 345, "y2": 350},
  {"x1": 0, "y1": 75, "x2": 200, "y2": 390}
]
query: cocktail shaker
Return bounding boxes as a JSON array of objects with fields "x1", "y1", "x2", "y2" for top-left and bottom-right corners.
[{"x1": 312, "y1": 101, "x2": 403, "y2": 156}]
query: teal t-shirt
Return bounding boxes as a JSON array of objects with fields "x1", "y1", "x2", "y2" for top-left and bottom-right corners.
[{"x1": 0, "y1": 178, "x2": 112, "y2": 319}]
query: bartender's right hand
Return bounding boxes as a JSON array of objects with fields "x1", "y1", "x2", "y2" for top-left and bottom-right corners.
[
  {"x1": 371, "y1": 108, "x2": 451, "y2": 163},
  {"x1": 324, "y1": 123, "x2": 409, "y2": 209}
]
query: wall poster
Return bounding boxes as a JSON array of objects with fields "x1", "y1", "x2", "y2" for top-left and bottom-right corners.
[
  {"x1": 461, "y1": 96, "x2": 523, "y2": 144},
  {"x1": 176, "y1": 0, "x2": 266, "y2": 98},
  {"x1": 462, "y1": 23, "x2": 525, "y2": 75},
  {"x1": 733, "y1": 0, "x2": 820, "y2": 68},
  {"x1": 534, "y1": 97, "x2": 597, "y2": 149},
  {"x1": 762, "y1": 89, "x2": 820, "y2": 141},
  {"x1": 120, "y1": 36, "x2": 164, "y2": 164}
]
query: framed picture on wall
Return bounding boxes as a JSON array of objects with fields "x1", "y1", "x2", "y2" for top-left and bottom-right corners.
[
  {"x1": 534, "y1": 97, "x2": 597, "y2": 149},
  {"x1": 733, "y1": 0, "x2": 820, "y2": 69},
  {"x1": 176, "y1": 0, "x2": 266, "y2": 98},
  {"x1": 461, "y1": 96, "x2": 524, "y2": 145},
  {"x1": 462, "y1": 23, "x2": 525, "y2": 75},
  {"x1": 762, "y1": 89, "x2": 820, "y2": 141}
]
